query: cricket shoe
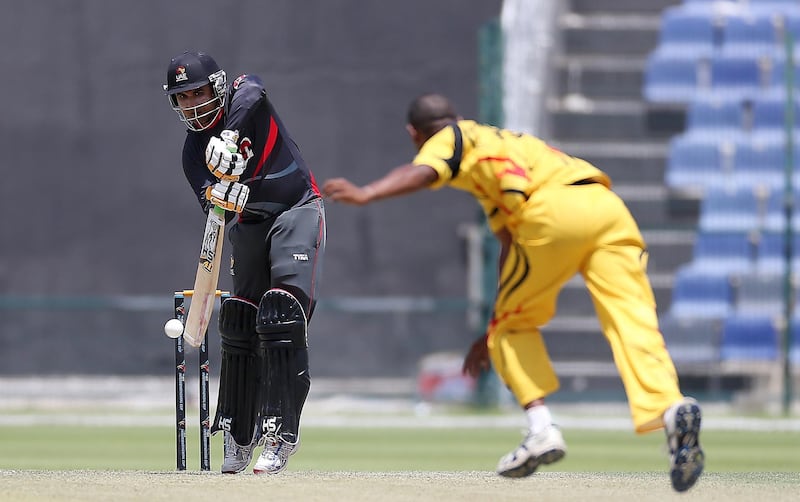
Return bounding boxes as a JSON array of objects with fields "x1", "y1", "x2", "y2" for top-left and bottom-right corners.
[
  {"x1": 253, "y1": 436, "x2": 299, "y2": 475},
  {"x1": 221, "y1": 431, "x2": 257, "y2": 474},
  {"x1": 496, "y1": 424, "x2": 566, "y2": 478},
  {"x1": 664, "y1": 397, "x2": 704, "y2": 492}
]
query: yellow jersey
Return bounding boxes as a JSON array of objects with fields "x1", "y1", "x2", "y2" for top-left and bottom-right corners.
[{"x1": 412, "y1": 120, "x2": 611, "y2": 233}]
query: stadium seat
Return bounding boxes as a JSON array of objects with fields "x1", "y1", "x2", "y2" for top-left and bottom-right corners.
[
  {"x1": 767, "y1": 58, "x2": 800, "y2": 90},
  {"x1": 659, "y1": 314, "x2": 721, "y2": 363},
  {"x1": 698, "y1": 185, "x2": 764, "y2": 232},
  {"x1": 643, "y1": 55, "x2": 705, "y2": 103},
  {"x1": 709, "y1": 54, "x2": 768, "y2": 101},
  {"x1": 721, "y1": 14, "x2": 781, "y2": 57},
  {"x1": 754, "y1": 231, "x2": 800, "y2": 272},
  {"x1": 682, "y1": 230, "x2": 756, "y2": 275},
  {"x1": 732, "y1": 271, "x2": 788, "y2": 316},
  {"x1": 664, "y1": 136, "x2": 731, "y2": 191},
  {"x1": 668, "y1": 267, "x2": 734, "y2": 319},
  {"x1": 720, "y1": 314, "x2": 779, "y2": 360},
  {"x1": 731, "y1": 140, "x2": 786, "y2": 188},
  {"x1": 762, "y1": 186, "x2": 800, "y2": 232},
  {"x1": 751, "y1": 96, "x2": 800, "y2": 143},
  {"x1": 685, "y1": 97, "x2": 744, "y2": 139},
  {"x1": 752, "y1": 96, "x2": 792, "y2": 128},
  {"x1": 655, "y1": 7, "x2": 719, "y2": 59}
]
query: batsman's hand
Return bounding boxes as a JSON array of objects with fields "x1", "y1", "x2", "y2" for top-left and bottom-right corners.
[
  {"x1": 462, "y1": 334, "x2": 490, "y2": 378},
  {"x1": 321, "y1": 178, "x2": 374, "y2": 205},
  {"x1": 206, "y1": 132, "x2": 247, "y2": 181},
  {"x1": 205, "y1": 180, "x2": 250, "y2": 213}
]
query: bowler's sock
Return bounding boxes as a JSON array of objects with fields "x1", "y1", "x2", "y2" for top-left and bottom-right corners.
[{"x1": 526, "y1": 405, "x2": 552, "y2": 435}]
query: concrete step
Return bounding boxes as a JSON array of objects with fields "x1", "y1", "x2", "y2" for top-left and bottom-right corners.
[
  {"x1": 548, "y1": 98, "x2": 675, "y2": 141},
  {"x1": 615, "y1": 184, "x2": 700, "y2": 229},
  {"x1": 559, "y1": 13, "x2": 661, "y2": 57},
  {"x1": 551, "y1": 140, "x2": 668, "y2": 185},
  {"x1": 555, "y1": 56, "x2": 645, "y2": 100}
]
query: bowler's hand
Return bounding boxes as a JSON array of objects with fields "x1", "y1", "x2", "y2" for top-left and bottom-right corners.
[
  {"x1": 322, "y1": 178, "x2": 374, "y2": 206},
  {"x1": 462, "y1": 334, "x2": 490, "y2": 378}
]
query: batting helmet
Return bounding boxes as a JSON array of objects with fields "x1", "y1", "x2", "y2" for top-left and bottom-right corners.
[{"x1": 163, "y1": 51, "x2": 227, "y2": 131}]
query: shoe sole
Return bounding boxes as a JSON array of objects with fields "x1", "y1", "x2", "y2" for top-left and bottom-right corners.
[
  {"x1": 498, "y1": 448, "x2": 566, "y2": 479},
  {"x1": 670, "y1": 402, "x2": 704, "y2": 492}
]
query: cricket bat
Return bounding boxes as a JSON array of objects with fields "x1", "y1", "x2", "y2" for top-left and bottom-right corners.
[{"x1": 183, "y1": 204, "x2": 226, "y2": 347}]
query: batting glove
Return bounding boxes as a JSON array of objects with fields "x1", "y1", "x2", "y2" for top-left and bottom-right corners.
[
  {"x1": 205, "y1": 180, "x2": 250, "y2": 213},
  {"x1": 206, "y1": 132, "x2": 247, "y2": 182}
]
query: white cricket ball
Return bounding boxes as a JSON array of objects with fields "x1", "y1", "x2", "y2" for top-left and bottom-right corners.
[{"x1": 164, "y1": 319, "x2": 184, "y2": 339}]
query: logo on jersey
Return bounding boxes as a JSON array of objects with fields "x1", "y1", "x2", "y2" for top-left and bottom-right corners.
[
  {"x1": 232, "y1": 74, "x2": 248, "y2": 89},
  {"x1": 239, "y1": 137, "x2": 254, "y2": 161},
  {"x1": 175, "y1": 66, "x2": 188, "y2": 83},
  {"x1": 293, "y1": 253, "x2": 309, "y2": 261}
]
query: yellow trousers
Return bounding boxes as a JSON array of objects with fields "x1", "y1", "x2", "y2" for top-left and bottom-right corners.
[{"x1": 488, "y1": 183, "x2": 683, "y2": 433}]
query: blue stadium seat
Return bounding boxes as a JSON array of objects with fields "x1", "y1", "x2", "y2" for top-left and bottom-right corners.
[
  {"x1": 668, "y1": 267, "x2": 734, "y2": 319},
  {"x1": 709, "y1": 54, "x2": 766, "y2": 101},
  {"x1": 720, "y1": 314, "x2": 779, "y2": 360},
  {"x1": 733, "y1": 271, "x2": 787, "y2": 316},
  {"x1": 763, "y1": 187, "x2": 800, "y2": 232},
  {"x1": 685, "y1": 97, "x2": 744, "y2": 139},
  {"x1": 754, "y1": 231, "x2": 800, "y2": 273},
  {"x1": 659, "y1": 314, "x2": 721, "y2": 363},
  {"x1": 682, "y1": 230, "x2": 756, "y2": 275},
  {"x1": 751, "y1": 96, "x2": 800, "y2": 143},
  {"x1": 721, "y1": 14, "x2": 781, "y2": 57},
  {"x1": 655, "y1": 7, "x2": 719, "y2": 59},
  {"x1": 643, "y1": 55, "x2": 704, "y2": 103},
  {"x1": 768, "y1": 58, "x2": 800, "y2": 90},
  {"x1": 732, "y1": 140, "x2": 786, "y2": 188},
  {"x1": 664, "y1": 136, "x2": 730, "y2": 191},
  {"x1": 698, "y1": 185, "x2": 763, "y2": 232}
]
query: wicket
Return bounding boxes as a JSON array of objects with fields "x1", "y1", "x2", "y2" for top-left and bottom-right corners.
[{"x1": 172, "y1": 289, "x2": 229, "y2": 471}]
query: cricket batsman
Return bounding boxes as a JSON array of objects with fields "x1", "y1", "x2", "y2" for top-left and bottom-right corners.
[{"x1": 163, "y1": 51, "x2": 326, "y2": 475}]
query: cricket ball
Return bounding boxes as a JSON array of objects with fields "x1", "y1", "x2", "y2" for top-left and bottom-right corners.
[{"x1": 164, "y1": 318, "x2": 184, "y2": 339}]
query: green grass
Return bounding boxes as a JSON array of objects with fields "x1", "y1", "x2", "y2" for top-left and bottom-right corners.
[{"x1": 1, "y1": 426, "x2": 798, "y2": 472}]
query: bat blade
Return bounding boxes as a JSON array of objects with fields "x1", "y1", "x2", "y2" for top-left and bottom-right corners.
[{"x1": 184, "y1": 205, "x2": 226, "y2": 347}]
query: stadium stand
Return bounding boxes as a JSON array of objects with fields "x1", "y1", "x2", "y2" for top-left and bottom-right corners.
[{"x1": 553, "y1": 0, "x2": 798, "y2": 399}]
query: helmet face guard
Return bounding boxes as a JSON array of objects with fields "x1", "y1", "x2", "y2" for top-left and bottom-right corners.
[{"x1": 163, "y1": 52, "x2": 227, "y2": 131}]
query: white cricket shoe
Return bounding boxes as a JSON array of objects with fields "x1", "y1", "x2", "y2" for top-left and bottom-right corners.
[
  {"x1": 221, "y1": 431, "x2": 256, "y2": 474},
  {"x1": 496, "y1": 424, "x2": 566, "y2": 478},
  {"x1": 253, "y1": 436, "x2": 299, "y2": 475},
  {"x1": 664, "y1": 397, "x2": 704, "y2": 492}
]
